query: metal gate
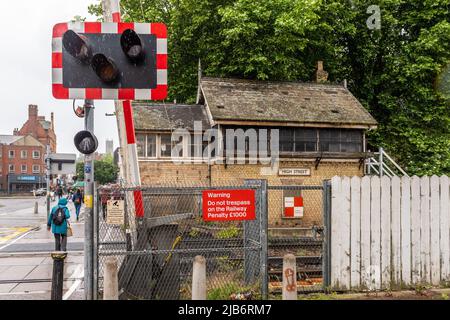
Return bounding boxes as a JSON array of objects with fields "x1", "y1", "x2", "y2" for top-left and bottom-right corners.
[
  {"x1": 94, "y1": 181, "x2": 268, "y2": 300},
  {"x1": 266, "y1": 183, "x2": 329, "y2": 295}
]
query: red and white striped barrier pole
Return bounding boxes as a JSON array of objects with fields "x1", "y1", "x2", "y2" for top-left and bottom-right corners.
[{"x1": 110, "y1": 0, "x2": 144, "y2": 218}]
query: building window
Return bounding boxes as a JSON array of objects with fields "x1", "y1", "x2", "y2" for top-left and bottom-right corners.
[
  {"x1": 9, "y1": 164, "x2": 14, "y2": 173},
  {"x1": 279, "y1": 128, "x2": 318, "y2": 153},
  {"x1": 32, "y1": 165, "x2": 40, "y2": 173},
  {"x1": 319, "y1": 129, "x2": 363, "y2": 152},
  {"x1": 21, "y1": 165, "x2": 27, "y2": 173},
  {"x1": 32, "y1": 150, "x2": 40, "y2": 159},
  {"x1": 136, "y1": 134, "x2": 146, "y2": 158},
  {"x1": 9, "y1": 150, "x2": 14, "y2": 158},
  {"x1": 160, "y1": 134, "x2": 172, "y2": 158},
  {"x1": 21, "y1": 150, "x2": 27, "y2": 159},
  {"x1": 147, "y1": 134, "x2": 157, "y2": 158}
]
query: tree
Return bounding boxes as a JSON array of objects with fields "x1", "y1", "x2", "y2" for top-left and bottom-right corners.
[
  {"x1": 76, "y1": 154, "x2": 119, "y2": 185},
  {"x1": 88, "y1": 0, "x2": 450, "y2": 175}
]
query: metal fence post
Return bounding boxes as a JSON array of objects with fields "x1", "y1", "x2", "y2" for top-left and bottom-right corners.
[
  {"x1": 51, "y1": 252, "x2": 67, "y2": 300},
  {"x1": 322, "y1": 180, "x2": 332, "y2": 290},
  {"x1": 93, "y1": 182, "x2": 98, "y2": 300},
  {"x1": 103, "y1": 256, "x2": 119, "y2": 300},
  {"x1": 260, "y1": 180, "x2": 268, "y2": 300},
  {"x1": 282, "y1": 254, "x2": 297, "y2": 300},
  {"x1": 192, "y1": 255, "x2": 206, "y2": 300}
]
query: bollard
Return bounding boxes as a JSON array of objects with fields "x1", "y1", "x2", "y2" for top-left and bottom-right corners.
[
  {"x1": 192, "y1": 255, "x2": 206, "y2": 300},
  {"x1": 282, "y1": 254, "x2": 297, "y2": 300},
  {"x1": 34, "y1": 201, "x2": 39, "y2": 214},
  {"x1": 103, "y1": 257, "x2": 119, "y2": 300},
  {"x1": 51, "y1": 252, "x2": 67, "y2": 300}
]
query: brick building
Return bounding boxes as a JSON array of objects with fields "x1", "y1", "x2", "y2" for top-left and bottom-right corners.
[
  {"x1": 0, "y1": 135, "x2": 46, "y2": 193},
  {"x1": 15, "y1": 105, "x2": 57, "y2": 153},
  {"x1": 132, "y1": 64, "x2": 378, "y2": 226}
]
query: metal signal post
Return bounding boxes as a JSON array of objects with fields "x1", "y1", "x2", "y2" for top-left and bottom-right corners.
[{"x1": 83, "y1": 99, "x2": 95, "y2": 300}]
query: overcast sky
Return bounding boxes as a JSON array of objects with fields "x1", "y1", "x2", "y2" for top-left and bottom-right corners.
[{"x1": 0, "y1": 0, "x2": 118, "y2": 154}]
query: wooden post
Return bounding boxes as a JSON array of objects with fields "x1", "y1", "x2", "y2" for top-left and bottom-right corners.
[
  {"x1": 192, "y1": 255, "x2": 206, "y2": 300},
  {"x1": 103, "y1": 257, "x2": 119, "y2": 300},
  {"x1": 282, "y1": 254, "x2": 297, "y2": 300}
]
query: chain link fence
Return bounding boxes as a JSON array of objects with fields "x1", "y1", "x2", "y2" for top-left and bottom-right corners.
[{"x1": 95, "y1": 181, "x2": 267, "y2": 300}]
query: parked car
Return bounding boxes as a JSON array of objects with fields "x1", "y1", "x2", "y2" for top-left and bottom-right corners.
[{"x1": 32, "y1": 188, "x2": 47, "y2": 196}]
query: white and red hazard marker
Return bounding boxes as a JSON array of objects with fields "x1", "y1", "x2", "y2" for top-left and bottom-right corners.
[
  {"x1": 284, "y1": 196, "x2": 304, "y2": 218},
  {"x1": 51, "y1": 21, "x2": 168, "y2": 100}
]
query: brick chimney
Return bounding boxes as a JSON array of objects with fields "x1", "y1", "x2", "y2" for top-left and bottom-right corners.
[
  {"x1": 28, "y1": 104, "x2": 38, "y2": 120},
  {"x1": 51, "y1": 112, "x2": 54, "y2": 131},
  {"x1": 315, "y1": 61, "x2": 328, "y2": 83},
  {"x1": 13, "y1": 128, "x2": 19, "y2": 135}
]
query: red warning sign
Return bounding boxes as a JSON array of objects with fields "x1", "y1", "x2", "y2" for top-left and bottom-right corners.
[{"x1": 202, "y1": 189, "x2": 256, "y2": 221}]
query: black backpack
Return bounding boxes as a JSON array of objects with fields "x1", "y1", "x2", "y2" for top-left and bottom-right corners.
[{"x1": 52, "y1": 207, "x2": 66, "y2": 226}]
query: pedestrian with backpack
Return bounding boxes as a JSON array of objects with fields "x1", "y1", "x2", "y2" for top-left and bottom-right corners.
[
  {"x1": 47, "y1": 197, "x2": 71, "y2": 252},
  {"x1": 72, "y1": 189, "x2": 83, "y2": 221}
]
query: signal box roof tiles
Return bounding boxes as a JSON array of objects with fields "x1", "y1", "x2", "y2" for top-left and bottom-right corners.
[
  {"x1": 133, "y1": 103, "x2": 210, "y2": 131},
  {"x1": 199, "y1": 77, "x2": 378, "y2": 128}
]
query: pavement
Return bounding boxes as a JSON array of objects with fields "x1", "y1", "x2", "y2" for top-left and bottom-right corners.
[{"x1": 0, "y1": 196, "x2": 85, "y2": 300}]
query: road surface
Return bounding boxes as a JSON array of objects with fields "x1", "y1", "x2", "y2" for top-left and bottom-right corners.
[{"x1": 0, "y1": 196, "x2": 85, "y2": 299}]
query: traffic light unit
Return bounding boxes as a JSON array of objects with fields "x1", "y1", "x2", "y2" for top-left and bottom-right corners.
[
  {"x1": 52, "y1": 22, "x2": 167, "y2": 100},
  {"x1": 74, "y1": 130, "x2": 99, "y2": 155}
]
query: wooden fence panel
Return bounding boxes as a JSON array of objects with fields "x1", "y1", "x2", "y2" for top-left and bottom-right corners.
[
  {"x1": 340, "y1": 177, "x2": 351, "y2": 289},
  {"x1": 440, "y1": 176, "x2": 450, "y2": 282},
  {"x1": 360, "y1": 176, "x2": 371, "y2": 289},
  {"x1": 330, "y1": 175, "x2": 449, "y2": 291},
  {"x1": 401, "y1": 176, "x2": 411, "y2": 286},
  {"x1": 430, "y1": 176, "x2": 441, "y2": 285},
  {"x1": 370, "y1": 176, "x2": 381, "y2": 290},
  {"x1": 380, "y1": 176, "x2": 391, "y2": 289},
  {"x1": 331, "y1": 176, "x2": 342, "y2": 288},
  {"x1": 411, "y1": 176, "x2": 421, "y2": 284},
  {"x1": 420, "y1": 176, "x2": 431, "y2": 284},
  {"x1": 391, "y1": 176, "x2": 401, "y2": 286},
  {"x1": 350, "y1": 176, "x2": 361, "y2": 288}
]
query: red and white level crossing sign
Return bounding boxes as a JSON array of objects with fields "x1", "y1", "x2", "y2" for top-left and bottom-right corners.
[
  {"x1": 284, "y1": 196, "x2": 304, "y2": 218},
  {"x1": 51, "y1": 21, "x2": 167, "y2": 100}
]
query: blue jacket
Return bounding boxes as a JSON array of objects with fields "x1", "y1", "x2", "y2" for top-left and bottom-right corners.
[
  {"x1": 72, "y1": 193, "x2": 83, "y2": 206},
  {"x1": 48, "y1": 198, "x2": 71, "y2": 235}
]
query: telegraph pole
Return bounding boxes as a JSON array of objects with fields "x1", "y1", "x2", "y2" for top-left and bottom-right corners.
[{"x1": 84, "y1": 100, "x2": 95, "y2": 300}]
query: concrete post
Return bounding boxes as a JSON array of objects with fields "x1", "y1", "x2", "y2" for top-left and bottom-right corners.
[
  {"x1": 34, "y1": 201, "x2": 39, "y2": 214},
  {"x1": 51, "y1": 252, "x2": 67, "y2": 300},
  {"x1": 103, "y1": 257, "x2": 119, "y2": 300},
  {"x1": 282, "y1": 254, "x2": 297, "y2": 300},
  {"x1": 192, "y1": 255, "x2": 206, "y2": 300}
]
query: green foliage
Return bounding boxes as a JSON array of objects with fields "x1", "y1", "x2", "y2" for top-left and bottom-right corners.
[
  {"x1": 207, "y1": 281, "x2": 259, "y2": 300},
  {"x1": 87, "y1": 0, "x2": 450, "y2": 175},
  {"x1": 76, "y1": 156, "x2": 119, "y2": 185},
  {"x1": 216, "y1": 226, "x2": 240, "y2": 239}
]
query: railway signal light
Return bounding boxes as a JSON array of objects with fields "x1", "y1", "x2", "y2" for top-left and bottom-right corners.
[
  {"x1": 52, "y1": 22, "x2": 168, "y2": 100},
  {"x1": 91, "y1": 53, "x2": 119, "y2": 83},
  {"x1": 121, "y1": 29, "x2": 145, "y2": 63},
  {"x1": 62, "y1": 30, "x2": 92, "y2": 63}
]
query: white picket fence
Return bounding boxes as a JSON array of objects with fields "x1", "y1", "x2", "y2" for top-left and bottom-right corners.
[{"x1": 330, "y1": 175, "x2": 450, "y2": 291}]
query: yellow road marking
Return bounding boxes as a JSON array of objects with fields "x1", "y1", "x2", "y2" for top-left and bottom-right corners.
[{"x1": 0, "y1": 227, "x2": 31, "y2": 244}]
